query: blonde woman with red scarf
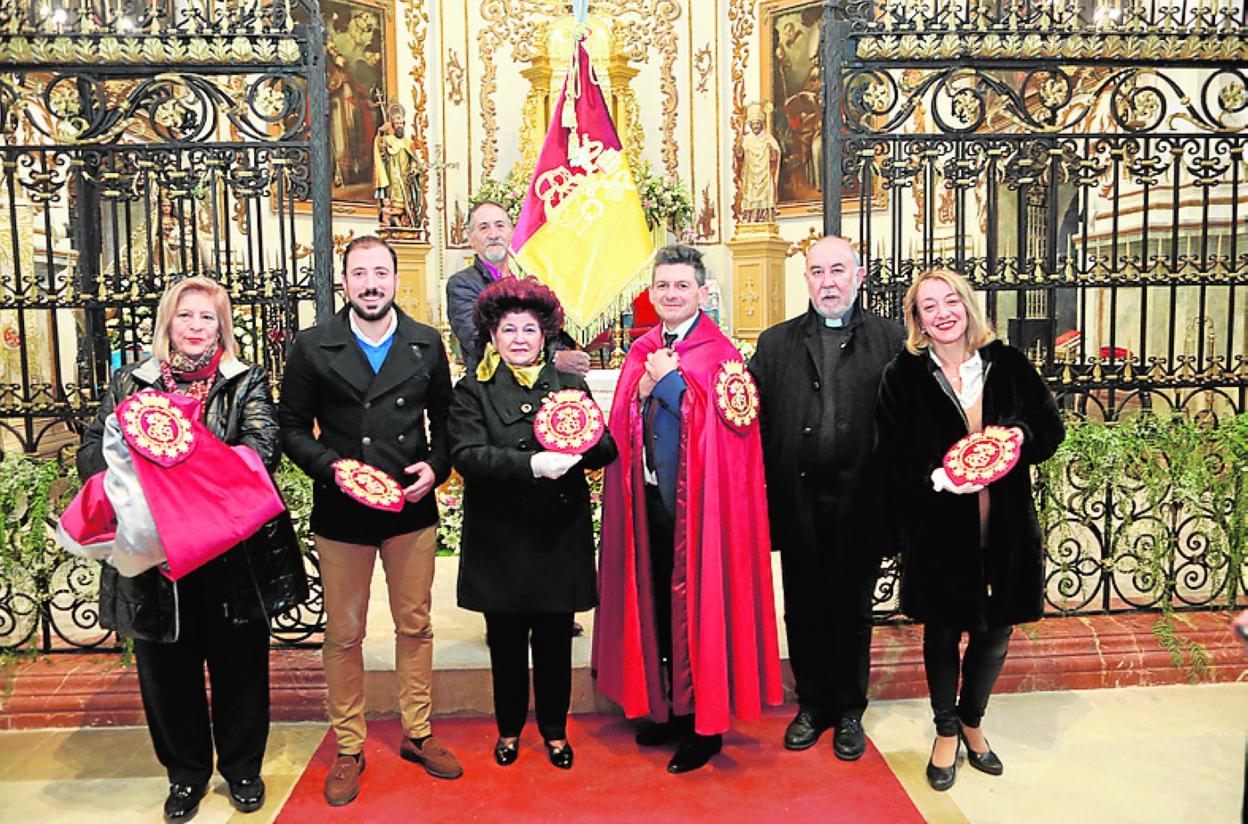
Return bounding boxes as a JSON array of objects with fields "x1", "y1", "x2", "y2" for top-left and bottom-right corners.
[{"x1": 75, "y1": 277, "x2": 306, "y2": 822}]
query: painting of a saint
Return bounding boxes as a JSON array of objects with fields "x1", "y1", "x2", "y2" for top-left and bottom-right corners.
[
  {"x1": 300, "y1": 0, "x2": 396, "y2": 211},
  {"x1": 762, "y1": 0, "x2": 879, "y2": 215}
]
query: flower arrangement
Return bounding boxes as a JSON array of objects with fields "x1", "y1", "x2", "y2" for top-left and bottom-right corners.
[
  {"x1": 634, "y1": 162, "x2": 694, "y2": 234},
  {"x1": 436, "y1": 471, "x2": 465, "y2": 555},
  {"x1": 469, "y1": 170, "x2": 527, "y2": 223}
]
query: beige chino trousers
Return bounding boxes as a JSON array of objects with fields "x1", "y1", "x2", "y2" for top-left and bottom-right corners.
[{"x1": 316, "y1": 526, "x2": 436, "y2": 755}]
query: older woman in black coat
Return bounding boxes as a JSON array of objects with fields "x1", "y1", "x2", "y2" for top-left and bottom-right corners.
[
  {"x1": 76, "y1": 276, "x2": 307, "y2": 821},
  {"x1": 876, "y1": 268, "x2": 1063, "y2": 792},
  {"x1": 448, "y1": 277, "x2": 617, "y2": 770}
]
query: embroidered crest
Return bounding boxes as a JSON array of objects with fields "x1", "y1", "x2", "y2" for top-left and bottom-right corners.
[
  {"x1": 713, "y1": 361, "x2": 759, "y2": 430},
  {"x1": 943, "y1": 425, "x2": 1023, "y2": 486},
  {"x1": 117, "y1": 391, "x2": 196, "y2": 467},
  {"x1": 533, "y1": 388, "x2": 606, "y2": 454},
  {"x1": 332, "y1": 459, "x2": 406, "y2": 512}
]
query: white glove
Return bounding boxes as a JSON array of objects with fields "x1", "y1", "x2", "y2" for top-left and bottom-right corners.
[
  {"x1": 530, "y1": 451, "x2": 583, "y2": 480},
  {"x1": 931, "y1": 467, "x2": 985, "y2": 495}
]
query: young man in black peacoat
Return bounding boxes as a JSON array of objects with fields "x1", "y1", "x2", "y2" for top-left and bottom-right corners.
[
  {"x1": 279, "y1": 236, "x2": 462, "y2": 806},
  {"x1": 749, "y1": 236, "x2": 904, "y2": 759}
]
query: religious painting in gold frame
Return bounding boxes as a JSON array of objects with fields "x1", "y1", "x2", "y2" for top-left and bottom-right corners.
[
  {"x1": 292, "y1": 0, "x2": 398, "y2": 215},
  {"x1": 760, "y1": 0, "x2": 886, "y2": 217}
]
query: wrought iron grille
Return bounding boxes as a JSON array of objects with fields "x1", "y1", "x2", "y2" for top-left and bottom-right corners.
[
  {"x1": 820, "y1": 0, "x2": 1248, "y2": 619},
  {"x1": 0, "y1": 0, "x2": 333, "y2": 652}
]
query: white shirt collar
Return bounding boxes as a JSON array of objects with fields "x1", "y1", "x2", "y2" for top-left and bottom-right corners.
[
  {"x1": 349, "y1": 308, "x2": 398, "y2": 347},
  {"x1": 930, "y1": 348, "x2": 984, "y2": 408},
  {"x1": 662, "y1": 313, "x2": 699, "y2": 342}
]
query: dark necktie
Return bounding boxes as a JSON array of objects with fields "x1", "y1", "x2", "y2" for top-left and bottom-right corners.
[{"x1": 645, "y1": 333, "x2": 677, "y2": 474}]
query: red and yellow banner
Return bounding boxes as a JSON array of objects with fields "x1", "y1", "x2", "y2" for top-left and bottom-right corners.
[{"x1": 511, "y1": 40, "x2": 654, "y2": 343}]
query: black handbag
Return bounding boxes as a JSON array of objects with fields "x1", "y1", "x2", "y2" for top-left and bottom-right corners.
[{"x1": 239, "y1": 508, "x2": 311, "y2": 619}]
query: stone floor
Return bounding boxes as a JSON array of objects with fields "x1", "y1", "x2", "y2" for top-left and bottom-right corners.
[{"x1": 1, "y1": 682, "x2": 1244, "y2": 823}]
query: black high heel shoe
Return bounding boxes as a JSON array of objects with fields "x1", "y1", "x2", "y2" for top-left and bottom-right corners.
[
  {"x1": 925, "y1": 735, "x2": 958, "y2": 791},
  {"x1": 958, "y1": 727, "x2": 1004, "y2": 776},
  {"x1": 544, "y1": 740, "x2": 574, "y2": 770},
  {"x1": 493, "y1": 737, "x2": 519, "y2": 766}
]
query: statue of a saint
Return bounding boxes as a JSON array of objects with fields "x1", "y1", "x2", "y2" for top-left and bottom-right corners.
[
  {"x1": 373, "y1": 102, "x2": 424, "y2": 231},
  {"x1": 736, "y1": 102, "x2": 781, "y2": 223}
]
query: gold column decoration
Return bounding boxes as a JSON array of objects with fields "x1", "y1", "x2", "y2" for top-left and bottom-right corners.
[
  {"x1": 605, "y1": 58, "x2": 644, "y2": 173},
  {"x1": 476, "y1": 2, "x2": 508, "y2": 180},
  {"x1": 651, "y1": 0, "x2": 681, "y2": 176},
  {"x1": 728, "y1": 221, "x2": 787, "y2": 341},
  {"x1": 728, "y1": 0, "x2": 756, "y2": 223},
  {"x1": 403, "y1": 0, "x2": 431, "y2": 222},
  {"x1": 382, "y1": 231, "x2": 433, "y2": 325},
  {"x1": 518, "y1": 55, "x2": 556, "y2": 183}
]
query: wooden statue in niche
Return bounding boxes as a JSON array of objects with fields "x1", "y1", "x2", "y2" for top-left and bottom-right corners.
[
  {"x1": 373, "y1": 101, "x2": 424, "y2": 232},
  {"x1": 736, "y1": 101, "x2": 781, "y2": 223}
]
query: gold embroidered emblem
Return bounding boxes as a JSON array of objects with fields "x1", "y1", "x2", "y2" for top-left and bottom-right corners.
[
  {"x1": 943, "y1": 425, "x2": 1023, "y2": 486},
  {"x1": 713, "y1": 361, "x2": 759, "y2": 430},
  {"x1": 333, "y1": 459, "x2": 405, "y2": 512},
  {"x1": 118, "y1": 391, "x2": 196, "y2": 466},
  {"x1": 533, "y1": 388, "x2": 605, "y2": 454}
]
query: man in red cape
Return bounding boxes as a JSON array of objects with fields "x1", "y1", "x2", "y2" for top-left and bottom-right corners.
[{"x1": 594, "y1": 244, "x2": 783, "y2": 774}]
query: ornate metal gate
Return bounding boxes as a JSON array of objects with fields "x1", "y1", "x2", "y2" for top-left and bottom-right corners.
[
  {"x1": 0, "y1": 0, "x2": 333, "y2": 651},
  {"x1": 821, "y1": 0, "x2": 1248, "y2": 617}
]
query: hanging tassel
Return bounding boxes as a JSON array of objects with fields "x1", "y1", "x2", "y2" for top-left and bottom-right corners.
[{"x1": 563, "y1": 33, "x2": 585, "y2": 168}]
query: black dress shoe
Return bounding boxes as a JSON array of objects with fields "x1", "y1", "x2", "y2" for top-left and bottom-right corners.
[
  {"x1": 544, "y1": 741, "x2": 574, "y2": 770},
  {"x1": 833, "y1": 716, "x2": 866, "y2": 761},
  {"x1": 163, "y1": 783, "x2": 207, "y2": 822},
  {"x1": 666, "y1": 733, "x2": 722, "y2": 774},
  {"x1": 228, "y1": 776, "x2": 265, "y2": 813},
  {"x1": 493, "y1": 738, "x2": 519, "y2": 766},
  {"x1": 959, "y1": 728, "x2": 1004, "y2": 776},
  {"x1": 925, "y1": 737, "x2": 958, "y2": 792},
  {"x1": 784, "y1": 710, "x2": 830, "y2": 751},
  {"x1": 635, "y1": 717, "x2": 689, "y2": 746}
]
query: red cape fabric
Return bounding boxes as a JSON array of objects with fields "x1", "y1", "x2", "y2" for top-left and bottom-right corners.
[
  {"x1": 58, "y1": 472, "x2": 117, "y2": 547},
  {"x1": 593, "y1": 314, "x2": 782, "y2": 735},
  {"x1": 123, "y1": 391, "x2": 285, "y2": 579}
]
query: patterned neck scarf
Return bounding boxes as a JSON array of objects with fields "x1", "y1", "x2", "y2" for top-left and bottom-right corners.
[
  {"x1": 476, "y1": 342, "x2": 545, "y2": 388},
  {"x1": 161, "y1": 342, "x2": 221, "y2": 416}
]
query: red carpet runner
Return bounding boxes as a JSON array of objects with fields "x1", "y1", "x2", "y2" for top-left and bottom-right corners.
[{"x1": 276, "y1": 709, "x2": 924, "y2": 823}]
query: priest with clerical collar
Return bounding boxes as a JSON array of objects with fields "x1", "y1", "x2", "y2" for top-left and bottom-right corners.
[{"x1": 748, "y1": 236, "x2": 905, "y2": 761}]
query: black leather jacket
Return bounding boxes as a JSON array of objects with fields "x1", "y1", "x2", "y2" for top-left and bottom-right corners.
[{"x1": 76, "y1": 357, "x2": 308, "y2": 643}]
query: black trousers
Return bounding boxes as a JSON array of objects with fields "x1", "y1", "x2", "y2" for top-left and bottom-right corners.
[
  {"x1": 780, "y1": 557, "x2": 876, "y2": 724},
  {"x1": 132, "y1": 571, "x2": 270, "y2": 787},
  {"x1": 922, "y1": 622, "x2": 1013, "y2": 737},
  {"x1": 484, "y1": 612, "x2": 574, "y2": 741},
  {"x1": 645, "y1": 484, "x2": 676, "y2": 669},
  {"x1": 779, "y1": 516, "x2": 879, "y2": 724}
]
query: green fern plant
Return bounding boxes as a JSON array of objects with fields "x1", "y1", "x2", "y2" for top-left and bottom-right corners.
[{"x1": 1036, "y1": 411, "x2": 1248, "y2": 680}]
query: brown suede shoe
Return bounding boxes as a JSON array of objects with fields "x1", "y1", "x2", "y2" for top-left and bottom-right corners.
[
  {"x1": 323, "y1": 753, "x2": 365, "y2": 807},
  {"x1": 399, "y1": 735, "x2": 464, "y2": 779}
]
